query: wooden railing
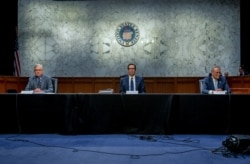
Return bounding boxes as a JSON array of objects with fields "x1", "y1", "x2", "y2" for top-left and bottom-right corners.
[{"x1": 1, "y1": 76, "x2": 250, "y2": 94}]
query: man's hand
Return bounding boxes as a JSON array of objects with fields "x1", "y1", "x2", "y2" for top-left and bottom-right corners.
[{"x1": 34, "y1": 88, "x2": 42, "y2": 92}]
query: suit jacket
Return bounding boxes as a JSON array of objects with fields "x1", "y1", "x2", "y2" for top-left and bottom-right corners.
[
  {"x1": 240, "y1": 71, "x2": 248, "y2": 76},
  {"x1": 119, "y1": 75, "x2": 146, "y2": 94},
  {"x1": 25, "y1": 75, "x2": 53, "y2": 93},
  {"x1": 202, "y1": 74, "x2": 231, "y2": 94}
]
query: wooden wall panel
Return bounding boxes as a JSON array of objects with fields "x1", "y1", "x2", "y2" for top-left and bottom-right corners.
[
  {"x1": 144, "y1": 78, "x2": 155, "y2": 93},
  {"x1": 150, "y1": 78, "x2": 175, "y2": 93},
  {"x1": 242, "y1": 76, "x2": 250, "y2": 88},
  {"x1": 74, "y1": 78, "x2": 93, "y2": 93},
  {"x1": 93, "y1": 78, "x2": 115, "y2": 93},
  {"x1": 18, "y1": 78, "x2": 27, "y2": 92},
  {"x1": 230, "y1": 88, "x2": 250, "y2": 94},
  {"x1": 227, "y1": 76, "x2": 250, "y2": 93},
  {"x1": 1, "y1": 76, "x2": 250, "y2": 94},
  {"x1": 5, "y1": 77, "x2": 18, "y2": 92},
  {"x1": 57, "y1": 78, "x2": 74, "y2": 93},
  {"x1": 114, "y1": 80, "x2": 120, "y2": 93},
  {"x1": 0, "y1": 77, "x2": 4, "y2": 93},
  {"x1": 176, "y1": 77, "x2": 199, "y2": 93},
  {"x1": 228, "y1": 77, "x2": 243, "y2": 88}
]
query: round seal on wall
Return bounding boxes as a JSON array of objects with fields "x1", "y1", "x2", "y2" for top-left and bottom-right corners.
[{"x1": 115, "y1": 22, "x2": 140, "y2": 47}]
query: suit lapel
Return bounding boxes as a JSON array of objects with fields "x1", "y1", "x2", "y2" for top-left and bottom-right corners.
[
  {"x1": 126, "y1": 77, "x2": 130, "y2": 91},
  {"x1": 135, "y1": 76, "x2": 138, "y2": 90}
]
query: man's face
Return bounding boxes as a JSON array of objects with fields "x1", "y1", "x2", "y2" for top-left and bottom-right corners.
[
  {"x1": 212, "y1": 68, "x2": 221, "y2": 79},
  {"x1": 128, "y1": 65, "x2": 136, "y2": 76},
  {"x1": 34, "y1": 66, "x2": 43, "y2": 77}
]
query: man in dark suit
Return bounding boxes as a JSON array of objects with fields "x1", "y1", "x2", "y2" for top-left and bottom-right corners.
[
  {"x1": 202, "y1": 65, "x2": 230, "y2": 94},
  {"x1": 24, "y1": 64, "x2": 53, "y2": 93},
  {"x1": 119, "y1": 63, "x2": 146, "y2": 94},
  {"x1": 239, "y1": 65, "x2": 248, "y2": 76}
]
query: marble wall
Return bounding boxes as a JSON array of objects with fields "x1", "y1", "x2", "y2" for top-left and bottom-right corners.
[{"x1": 18, "y1": 0, "x2": 240, "y2": 77}]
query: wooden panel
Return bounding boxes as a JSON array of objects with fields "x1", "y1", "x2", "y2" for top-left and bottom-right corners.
[
  {"x1": 242, "y1": 76, "x2": 250, "y2": 88},
  {"x1": 74, "y1": 78, "x2": 93, "y2": 93},
  {"x1": 94, "y1": 78, "x2": 115, "y2": 93},
  {"x1": 5, "y1": 77, "x2": 19, "y2": 93},
  {"x1": 231, "y1": 88, "x2": 250, "y2": 94},
  {"x1": 114, "y1": 79, "x2": 120, "y2": 93},
  {"x1": 176, "y1": 77, "x2": 199, "y2": 93},
  {"x1": 18, "y1": 78, "x2": 28, "y2": 92},
  {"x1": 150, "y1": 77, "x2": 175, "y2": 93},
  {"x1": 58, "y1": 78, "x2": 74, "y2": 93},
  {"x1": 144, "y1": 78, "x2": 156, "y2": 93},
  {"x1": 228, "y1": 76, "x2": 243, "y2": 88},
  {"x1": 0, "y1": 77, "x2": 5, "y2": 93},
  {"x1": 1, "y1": 76, "x2": 250, "y2": 94}
]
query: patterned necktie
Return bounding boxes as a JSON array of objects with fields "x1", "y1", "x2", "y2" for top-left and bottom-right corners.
[{"x1": 130, "y1": 77, "x2": 134, "y2": 91}]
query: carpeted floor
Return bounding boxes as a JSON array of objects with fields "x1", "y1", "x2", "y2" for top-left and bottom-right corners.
[{"x1": 0, "y1": 134, "x2": 250, "y2": 164}]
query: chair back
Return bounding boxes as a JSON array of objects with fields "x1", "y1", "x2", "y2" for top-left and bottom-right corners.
[
  {"x1": 199, "y1": 79, "x2": 204, "y2": 93},
  {"x1": 120, "y1": 74, "x2": 128, "y2": 79},
  {"x1": 51, "y1": 78, "x2": 58, "y2": 93}
]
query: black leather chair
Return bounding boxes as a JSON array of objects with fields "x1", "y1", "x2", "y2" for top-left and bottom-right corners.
[
  {"x1": 199, "y1": 79, "x2": 204, "y2": 93},
  {"x1": 51, "y1": 78, "x2": 58, "y2": 93}
]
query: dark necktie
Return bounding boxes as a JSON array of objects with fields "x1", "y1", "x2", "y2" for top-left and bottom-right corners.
[
  {"x1": 37, "y1": 78, "x2": 41, "y2": 88},
  {"x1": 130, "y1": 77, "x2": 134, "y2": 91}
]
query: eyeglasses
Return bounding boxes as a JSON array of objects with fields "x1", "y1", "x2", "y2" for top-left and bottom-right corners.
[
  {"x1": 34, "y1": 69, "x2": 43, "y2": 71},
  {"x1": 128, "y1": 68, "x2": 135, "y2": 70}
]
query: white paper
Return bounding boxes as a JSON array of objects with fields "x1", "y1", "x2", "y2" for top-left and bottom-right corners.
[
  {"x1": 126, "y1": 91, "x2": 138, "y2": 94},
  {"x1": 213, "y1": 91, "x2": 227, "y2": 95}
]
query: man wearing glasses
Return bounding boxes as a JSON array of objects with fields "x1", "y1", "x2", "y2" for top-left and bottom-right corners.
[
  {"x1": 24, "y1": 64, "x2": 53, "y2": 93},
  {"x1": 201, "y1": 65, "x2": 231, "y2": 94},
  {"x1": 119, "y1": 63, "x2": 146, "y2": 94}
]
